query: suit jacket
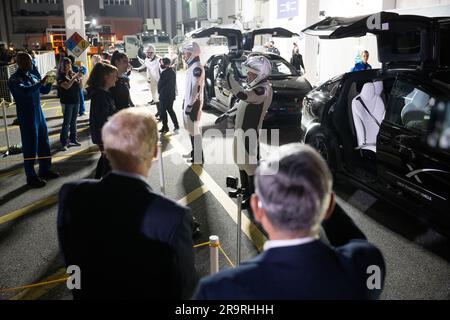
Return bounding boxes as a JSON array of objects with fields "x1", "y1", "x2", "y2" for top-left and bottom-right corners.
[
  {"x1": 195, "y1": 205, "x2": 385, "y2": 300},
  {"x1": 57, "y1": 173, "x2": 198, "y2": 300},
  {"x1": 158, "y1": 67, "x2": 176, "y2": 101}
]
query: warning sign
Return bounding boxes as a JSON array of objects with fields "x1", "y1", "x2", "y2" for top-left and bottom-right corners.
[{"x1": 65, "y1": 32, "x2": 90, "y2": 57}]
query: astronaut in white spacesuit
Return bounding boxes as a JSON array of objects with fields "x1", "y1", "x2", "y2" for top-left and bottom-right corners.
[
  {"x1": 182, "y1": 41, "x2": 205, "y2": 164},
  {"x1": 137, "y1": 45, "x2": 161, "y2": 115},
  {"x1": 217, "y1": 55, "x2": 273, "y2": 208}
]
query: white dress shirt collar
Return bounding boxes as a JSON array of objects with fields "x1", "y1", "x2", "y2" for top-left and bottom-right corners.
[{"x1": 263, "y1": 237, "x2": 319, "y2": 252}]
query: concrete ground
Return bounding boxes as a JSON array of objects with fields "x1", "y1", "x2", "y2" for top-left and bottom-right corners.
[{"x1": 0, "y1": 70, "x2": 449, "y2": 300}]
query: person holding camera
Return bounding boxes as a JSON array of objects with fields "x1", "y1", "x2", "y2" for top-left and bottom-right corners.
[
  {"x1": 195, "y1": 144, "x2": 385, "y2": 300},
  {"x1": 57, "y1": 57, "x2": 83, "y2": 151},
  {"x1": 217, "y1": 55, "x2": 273, "y2": 209}
]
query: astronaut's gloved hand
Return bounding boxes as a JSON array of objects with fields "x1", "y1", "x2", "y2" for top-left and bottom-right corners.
[{"x1": 215, "y1": 113, "x2": 228, "y2": 125}]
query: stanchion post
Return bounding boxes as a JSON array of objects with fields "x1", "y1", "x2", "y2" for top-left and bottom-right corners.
[
  {"x1": 158, "y1": 140, "x2": 166, "y2": 195},
  {"x1": 209, "y1": 235, "x2": 220, "y2": 275},
  {"x1": 236, "y1": 193, "x2": 243, "y2": 266},
  {"x1": 1, "y1": 99, "x2": 11, "y2": 157}
]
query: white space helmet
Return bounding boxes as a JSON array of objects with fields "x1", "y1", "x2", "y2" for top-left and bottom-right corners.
[
  {"x1": 145, "y1": 45, "x2": 155, "y2": 54},
  {"x1": 183, "y1": 41, "x2": 201, "y2": 65},
  {"x1": 243, "y1": 55, "x2": 271, "y2": 88}
]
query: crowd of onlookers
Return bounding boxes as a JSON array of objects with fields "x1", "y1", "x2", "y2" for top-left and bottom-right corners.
[{"x1": 6, "y1": 43, "x2": 385, "y2": 300}]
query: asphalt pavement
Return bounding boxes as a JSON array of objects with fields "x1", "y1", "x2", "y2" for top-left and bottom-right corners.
[{"x1": 0, "y1": 70, "x2": 449, "y2": 300}]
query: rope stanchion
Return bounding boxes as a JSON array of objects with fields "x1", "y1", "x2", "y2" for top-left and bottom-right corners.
[
  {"x1": 218, "y1": 245, "x2": 236, "y2": 268},
  {"x1": 158, "y1": 140, "x2": 166, "y2": 195},
  {"x1": 209, "y1": 235, "x2": 220, "y2": 275},
  {"x1": 193, "y1": 241, "x2": 211, "y2": 249},
  {"x1": 0, "y1": 277, "x2": 69, "y2": 293},
  {"x1": 1, "y1": 99, "x2": 11, "y2": 157}
]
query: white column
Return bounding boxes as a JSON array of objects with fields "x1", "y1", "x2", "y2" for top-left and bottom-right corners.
[
  {"x1": 299, "y1": 0, "x2": 320, "y2": 85},
  {"x1": 63, "y1": 0, "x2": 88, "y2": 72}
]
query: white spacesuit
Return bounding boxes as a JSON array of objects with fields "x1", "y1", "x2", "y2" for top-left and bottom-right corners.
[
  {"x1": 138, "y1": 45, "x2": 161, "y2": 106},
  {"x1": 219, "y1": 55, "x2": 273, "y2": 206},
  {"x1": 182, "y1": 41, "x2": 205, "y2": 163}
]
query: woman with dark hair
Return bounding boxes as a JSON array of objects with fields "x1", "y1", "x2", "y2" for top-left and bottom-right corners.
[
  {"x1": 87, "y1": 62, "x2": 118, "y2": 178},
  {"x1": 110, "y1": 51, "x2": 134, "y2": 111},
  {"x1": 58, "y1": 57, "x2": 82, "y2": 151}
]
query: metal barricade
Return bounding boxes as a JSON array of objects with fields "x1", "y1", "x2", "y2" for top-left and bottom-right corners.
[
  {"x1": 1, "y1": 98, "x2": 11, "y2": 157},
  {"x1": 0, "y1": 64, "x2": 18, "y2": 102}
]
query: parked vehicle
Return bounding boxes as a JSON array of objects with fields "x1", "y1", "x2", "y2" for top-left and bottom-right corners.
[
  {"x1": 191, "y1": 27, "x2": 313, "y2": 126},
  {"x1": 301, "y1": 11, "x2": 450, "y2": 235}
]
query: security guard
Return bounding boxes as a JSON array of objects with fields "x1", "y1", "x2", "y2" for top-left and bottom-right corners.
[
  {"x1": 8, "y1": 52, "x2": 59, "y2": 188},
  {"x1": 182, "y1": 41, "x2": 205, "y2": 164},
  {"x1": 217, "y1": 55, "x2": 273, "y2": 208}
]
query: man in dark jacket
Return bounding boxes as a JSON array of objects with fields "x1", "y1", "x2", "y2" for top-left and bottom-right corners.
[
  {"x1": 58, "y1": 108, "x2": 198, "y2": 300},
  {"x1": 195, "y1": 144, "x2": 385, "y2": 300},
  {"x1": 158, "y1": 57, "x2": 179, "y2": 134},
  {"x1": 8, "y1": 52, "x2": 59, "y2": 188}
]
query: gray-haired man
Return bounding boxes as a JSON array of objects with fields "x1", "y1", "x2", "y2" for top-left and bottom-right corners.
[{"x1": 195, "y1": 143, "x2": 385, "y2": 300}]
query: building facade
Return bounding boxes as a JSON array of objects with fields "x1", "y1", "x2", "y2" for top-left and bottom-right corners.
[{"x1": 1, "y1": 0, "x2": 178, "y2": 48}]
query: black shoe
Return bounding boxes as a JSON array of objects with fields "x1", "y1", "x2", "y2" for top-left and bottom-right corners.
[
  {"x1": 27, "y1": 176, "x2": 47, "y2": 188},
  {"x1": 159, "y1": 127, "x2": 169, "y2": 134},
  {"x1": 148, "y1": 100, "x2": 155, "y2": 105},
  {"x1": 39, "y1": 171, "x2": 60, "y2": 181},
  {"x1": 150, "y1": 101, "x2": 157, "y2": 105},
  {"x1": 191, "y1": 218, "x2": 201, "y2": 239}
]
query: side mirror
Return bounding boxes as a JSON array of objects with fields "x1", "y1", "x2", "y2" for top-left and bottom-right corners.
[{"x1": 427, "y1": 100, "x2": 450, "y2": 150}]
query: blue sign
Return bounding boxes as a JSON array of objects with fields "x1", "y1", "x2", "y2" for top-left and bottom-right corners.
[{"x1": 277, "y1": 0, "x2": 298, "y2": 19}]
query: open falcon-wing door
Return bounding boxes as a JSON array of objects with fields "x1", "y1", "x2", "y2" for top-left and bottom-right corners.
[
  {"x1": 243, "y1": 27, "x2": 299, "y2": 51},
  {"x1": 302, "y1": 12, "x2": 438, "y2": 68},
  {"x1": 189, "y1": 26, "x2": 244, "y2": 56}
]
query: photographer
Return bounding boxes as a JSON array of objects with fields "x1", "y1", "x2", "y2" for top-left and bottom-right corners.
[{"x1": 57, "y1": 57, "x2": 83, "y2": 151}]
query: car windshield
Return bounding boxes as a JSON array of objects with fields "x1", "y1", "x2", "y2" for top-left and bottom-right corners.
[{"x1": 233, "y1": 57, "x2": 298, "y2": 78}]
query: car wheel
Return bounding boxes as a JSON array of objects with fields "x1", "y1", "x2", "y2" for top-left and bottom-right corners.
[{"x1": 307, "y1": 131, "x2": 337, "y2": 173}]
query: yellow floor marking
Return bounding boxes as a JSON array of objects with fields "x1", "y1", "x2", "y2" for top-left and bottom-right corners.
[
  {"x1": 177, "y1": 185, "x2": 210, "y2": 207},
  {"x1": 169, "y1": 137, "x2": 267, "y2": 252},
  {"x1": 0, "y1": 145, "x2": 98, "y2": 180},
  {"x1": 0, "y1": 195, "x2": 58, "y2": 225}
]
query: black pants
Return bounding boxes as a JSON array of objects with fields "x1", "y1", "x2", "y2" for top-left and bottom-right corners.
[{"x1": 160, "y1": 98, "x2": 179, "y2": 129}]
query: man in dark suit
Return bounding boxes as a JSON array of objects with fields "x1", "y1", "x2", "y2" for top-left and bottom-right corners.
[
  {"x1": 158, "y1": 57, "x2": 179, "y2": 134},
  {"x1": 195, "y1": 144, "x2": 385, "y2": 300},
  {"x1": 57, "y1": 108, "x2": 198, "y2": 300}
]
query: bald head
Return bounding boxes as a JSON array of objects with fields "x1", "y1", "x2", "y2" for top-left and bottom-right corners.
[
  {"x1": 102, "y1": 108, "x2": 158, "y2": 174},
  {"x1": 16, "y1": 52, "x2": 32, "y2": 72}
]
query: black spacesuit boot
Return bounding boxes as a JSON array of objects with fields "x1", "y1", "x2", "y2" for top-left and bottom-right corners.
[{"x1": 240, "y1": 170, "x2": 251, "y2": 209}]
